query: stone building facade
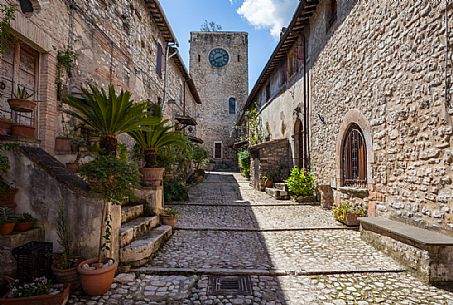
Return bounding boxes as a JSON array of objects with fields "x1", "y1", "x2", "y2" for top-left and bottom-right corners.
[
  {"x1": 242, "y1": 0, "x2": 453, "y2": 234},
  {"x1": 0, "y1": 0, "x2": 201, "y2": 154},
  {"x1": 190, "y1": 32, "x2": 248, "y2": 167}
]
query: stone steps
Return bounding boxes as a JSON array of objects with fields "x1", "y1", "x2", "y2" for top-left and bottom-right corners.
[
  {"x1": 120, "y1": 225, "x2": 173, "y2": 267},
  {"x1": 273, "y1": 183, "x2": 288, "y2": 192},
  {"x1": 120, "y1": 216, "x2": 159, "y2": 247},
  {"x1": 266, "y1": 187, "x2": 290, "y2": 200},
  {"x1": 121, "y1": 203, "x2": 144, "y2": 224}
]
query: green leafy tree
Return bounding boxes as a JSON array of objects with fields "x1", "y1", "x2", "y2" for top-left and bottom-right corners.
[
  {"x1": 191, "y1": 144, "x2": 208, "y2": 170},
  {"x1": 63, "y1": 85, "x2": 155, "y2": 156}
]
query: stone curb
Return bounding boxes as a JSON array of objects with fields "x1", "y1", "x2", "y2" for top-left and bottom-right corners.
[
  {"x1": 131, "y1": 267, "x2": 406, "y2": 277},
  {"x1": 173, "y1": 226, "x2": 358, "y2": 232},
  {"x1": 167, "y1": 202, "x2": 321, "y2": 207}
]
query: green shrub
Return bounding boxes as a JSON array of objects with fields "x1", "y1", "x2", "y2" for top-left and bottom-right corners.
[
  {"x1": 192, "y1": 144, "x2": 208, "y2": 170},
  {"x1": 164, "y1": 179, "x2": 189, "y2": 202},
  {"x1": 285, "y1": 167, "x2": 315, "y2": 197},
  {"x1": 79, "y1": 155, "x2": 140, "y2": 205},
  {"x1": 238, "y1": 150, "x2": 251, "y2": 178}
]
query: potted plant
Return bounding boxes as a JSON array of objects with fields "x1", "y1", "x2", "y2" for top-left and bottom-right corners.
[
  {"x1": 7, "y1": 84, "x2": 36, "y2": 113},
  {"x1": 0, "y1": 277, "x2": 70, "y2": 305},
  {"x1": 332, "y1": 200, "x2": 366, "y2": 226},
  {"x1": 77, "y1": 155, "x2": 140, "y2": 296},
  {"x1": 285, "y1": 167, "x2": 316, "y2": 203},
  {"x1": 13, "y1": 213, "x2": 37, "y2": 232},
  {"x1": 0, "y1": 207, "x2": 15, "y2": 235},
  {"x1": 160, "y1": 207, "x2": 179, "y2": 227},
  {"x1": 128, "y1": 104, "x2": 187, "y2": 187},
  {"x1": 63, "y1": 84, "x2": 156, "y2": 156},
  {"x1": 0, "y1": 154, "x2": 17, "y2": 210}
]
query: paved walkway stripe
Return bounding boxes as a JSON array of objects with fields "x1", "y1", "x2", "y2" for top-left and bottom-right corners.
[
  {"x1": 168, "y1": 202, "x2": 321, "y2": 207},
  {"x1": 132, "y1": 267, "x2": 406, "y2": 277},
  {"x1": 173, "y1": 226, "x2": 358, "y2": 232}
]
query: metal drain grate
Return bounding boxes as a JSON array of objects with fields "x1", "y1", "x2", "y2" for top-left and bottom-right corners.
[{"x1": 207, "y1": 276, "x2": 253, "y2": 296}]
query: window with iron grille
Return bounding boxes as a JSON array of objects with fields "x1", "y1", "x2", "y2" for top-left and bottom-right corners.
[{"x1": 342, "y1": 124, "x2": 367, "y2": 188}]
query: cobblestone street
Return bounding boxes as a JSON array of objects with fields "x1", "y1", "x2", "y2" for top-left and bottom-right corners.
[{"x1": 70, "y1": 172, "x2": 453, "y2": 304}]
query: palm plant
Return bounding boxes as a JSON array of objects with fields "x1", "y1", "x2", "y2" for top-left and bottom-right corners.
[
  {"x1": 63, "y1": 85, "x2": 156, "y2": 155},
  {"x1": 128, "y1": 119, "x2": 187, "y2": 168}
]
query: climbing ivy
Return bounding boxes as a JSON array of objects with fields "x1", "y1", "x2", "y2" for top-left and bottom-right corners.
[
  {"x1": 55, "y1": 49, "x2": 77, "y2": 100},
  {"x1": 0, "y1": 4, "x2": 16, "y2": 54},
  {"x1": 245, "y1": 103, "x2": 264, "y2": 146}
]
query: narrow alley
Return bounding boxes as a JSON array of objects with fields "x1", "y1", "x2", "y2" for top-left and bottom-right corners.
[{"x1": 70, "y1": 172, "x2": 453, "y2": 305}]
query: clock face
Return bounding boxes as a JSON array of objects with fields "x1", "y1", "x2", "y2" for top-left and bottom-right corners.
[{"x1": 209, "y1": 48, "x2": 229, "y2": 68}]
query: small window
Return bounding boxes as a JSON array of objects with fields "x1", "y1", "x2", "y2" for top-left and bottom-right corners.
[
  {"x1": 214, "y1": 142, "x2": 222, "y2": 159},
  {"x1": 342, "y1": 124, "x2": 367, "y2": 188},
  {"x1": 19, "y1": 0, "x2": 34, "y2": 14},
  {"x1": 237, "y1": 55, "x2": 241, "y2": 62},
  {"x1": 228, "y1": 97, "x2": 236, "y2": 115},
  {"x1": 198, "y1": 54, "x2": 201, "y2": 62},
  {"x1": 156, "y1": 42, "x2": 163, "y2": 77},
  {"x1": 326, "y1": 0, "x2": 337, "y2": 31}
]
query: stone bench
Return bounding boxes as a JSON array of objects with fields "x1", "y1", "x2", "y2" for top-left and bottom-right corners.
[{"x1": 359, "y1": 217, "x2": 453, "y2": 284}]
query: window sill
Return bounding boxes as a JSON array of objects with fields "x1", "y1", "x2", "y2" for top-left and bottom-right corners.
[{"x1": 338, "y1": 186, "x2": 369, "y2": 198}]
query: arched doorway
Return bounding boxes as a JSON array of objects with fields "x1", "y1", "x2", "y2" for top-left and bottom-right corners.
[{"x1": 294, "y1": 119, "x2": 303, "y2": 168}]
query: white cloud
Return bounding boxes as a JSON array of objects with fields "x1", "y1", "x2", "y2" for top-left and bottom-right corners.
[{"x1": 236, "y1": 0, "x2": 298, "y2": 38}]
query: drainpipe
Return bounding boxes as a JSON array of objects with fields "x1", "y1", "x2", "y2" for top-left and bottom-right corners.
[
  {"x1": 302, "y1": 34, "x2": 310, "y2": 170},
  {"x1": 162, "y1": 42, "x2": 179, "y2": 112}
]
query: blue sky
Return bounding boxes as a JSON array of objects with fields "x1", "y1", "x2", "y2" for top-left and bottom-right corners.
[{"x1": 160, "y1": 0, "x2": 298, "y2": 92}]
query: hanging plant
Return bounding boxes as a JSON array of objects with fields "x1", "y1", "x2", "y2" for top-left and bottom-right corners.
[
  {"x1": 55, "y1": 49, "x2": 77, "y2": 100},
  {"x1": 0, "y1": 4, "x2": 16, "y2": 54}
]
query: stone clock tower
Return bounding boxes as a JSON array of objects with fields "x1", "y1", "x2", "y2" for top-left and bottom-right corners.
[{"x1": 189, "y1": 31, "x2": 248, "y2": 168}]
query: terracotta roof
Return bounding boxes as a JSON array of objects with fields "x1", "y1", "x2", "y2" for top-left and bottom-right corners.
[
  {"x1": 242, "y1": 0, "x2": 319, "y2": 116},
  {"x1": 144, "y1": 0, "x2": 201, "y2": 104}
]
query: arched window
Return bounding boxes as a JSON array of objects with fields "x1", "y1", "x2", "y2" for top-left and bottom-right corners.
[
  {"x1": 229, "y1": 97, "x2": 236, "y2": 115},
  {"x1": 342, "y1": 124, "x2": 367, "y2": 187},
  {"x1": 19, "y1": 0, "x2": 34, "y2": 14}
]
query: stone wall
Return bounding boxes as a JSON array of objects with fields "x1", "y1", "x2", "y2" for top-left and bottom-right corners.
[
  {"x1": 309, "y1": 0, "x2": 453, "y2": 233},
  {"x1": 2, "y1": 146, "x2": 121, "y2": 261},
  {"x1": 189, "y1": 32, "x2": 248, "y2": 166},
  {"x1": 250, "y1": 139, "x2": 292, "y2": 190},
  {"x1": 0, "y1": 0, "x2": 199, "y2": 153}
]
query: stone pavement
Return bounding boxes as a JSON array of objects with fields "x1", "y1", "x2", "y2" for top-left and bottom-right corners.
[{"x1": 70, "y1": 172, "x2": 453, "y2": 305}]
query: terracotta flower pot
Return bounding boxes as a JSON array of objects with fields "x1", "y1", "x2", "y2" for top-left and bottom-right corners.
[
  {"x1": 0, "y1": 223, "x2": 15, "y2": 235},
  {"x1": 66, "y1": 162, "x2": 79, "y2": 172},
  {"x1": 140, "y1": 167, "x2": 164, "y2": 187},
  {"x1": 0, "y1": 188, "x2": 18, "y2": 210},
  {"x1": 265, "y1": 180, "x2": 273, "y2": 188},
  {"x1": 0, "y1": 119, "x2": 12, "y2": 136},
  {"x1": 0, "y1": 283, "x2": 70, "y2": 305},
  {"x1": 55, "y1": 137, "x2": 73, "y2": 154},
  {"x1": 160, "y1": 215, "x2": 177, "y2": 227},
  {"x1": 52, "y1": 263, "x2": 80, "y2": 289},
  {"x1": 77, "y1": 258, "x2": 118, "y2": 296},
  {"x1": 7, "y1": 99, "x2": 37, "y2": 113},
  {"x1": 14, "y1": 222, "x2": 33, "y2": 232},
  {"x1": 11, "y1": 124, "x2": 35, "y2": 139}
]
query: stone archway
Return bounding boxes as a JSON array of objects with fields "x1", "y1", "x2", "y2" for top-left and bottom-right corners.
[
  {"x1": 335, "y1": 109, "x2": 374, "y2": 189},
  {"x1": 294, "y1": 119, "x2": 303, "y2": 168}
]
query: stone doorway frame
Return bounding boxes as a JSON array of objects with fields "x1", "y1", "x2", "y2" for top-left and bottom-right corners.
[{"x1": 335, "y1": 109, "x2": 374, "y2": 189}]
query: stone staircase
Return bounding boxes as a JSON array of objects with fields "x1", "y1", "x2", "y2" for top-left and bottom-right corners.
[
  {"x1": 265, "y1": 183, "x2": 290, "y2": 200},
  {"x1": 119, "y1": 203, "x2": 172, "y2": 270}
]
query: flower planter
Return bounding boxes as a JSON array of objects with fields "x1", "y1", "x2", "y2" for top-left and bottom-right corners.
[
  {"x1": 11, "y1": 124, "x2": 35, "y2": 139},
  {"x1": 140, "y1": 167, "x2": 164, "y2": 187},
  {"x1": 51, "y1": 263, "x2": 80, "y2": 289},
  {"x1": 55, "y1": 137, "x2": 73, "y2": 154},
  {"x1": 14, "y1": 222, "x2": 33, "y2": 232},
  {"x1": 7, "y1": 99, "x2": 37, "y2": 113},
  {"x1": 0, "y1": 188, "x2": 18, "y2": 210},
  {"x1": 0, "y1": 119, "x2": 12, "y2": 136},
  {"x1": 77, "y1": 258, "x2": 118, "y2": 296},
  {"x1": 160, "y1": 214, "x2": 177, "y2": 227},
  {"x1": 344, "y1": 213, "x2": 360, "y2": 226},
  {"x1": 0, "y1": 283, "x2": 70, "y2": 305},
  {"x1": 0, "y1": 222, "x2": 15, "y2": 235}
]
